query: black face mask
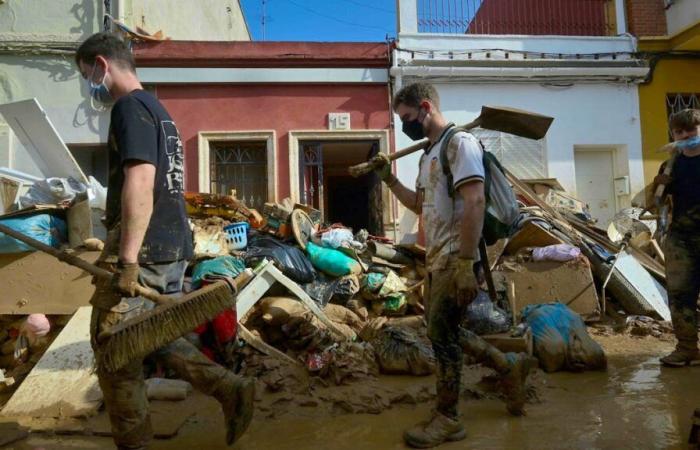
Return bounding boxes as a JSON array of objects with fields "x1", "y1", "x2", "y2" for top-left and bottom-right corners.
[{"x1": 402, "y1": 109, "x2": 426, "y2": 141}]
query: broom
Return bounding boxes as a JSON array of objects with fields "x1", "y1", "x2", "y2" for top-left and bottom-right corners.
[{"x1": 0, "y1": 222, "x2": 239, "y2": 372}]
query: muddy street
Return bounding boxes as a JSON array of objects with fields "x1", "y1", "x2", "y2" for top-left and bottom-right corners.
[{"x1": 6, "y1": 334, "x2": 696, "y2": 450}]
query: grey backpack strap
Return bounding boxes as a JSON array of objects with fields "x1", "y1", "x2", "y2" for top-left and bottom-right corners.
[{"x1": 439, "y1": 126, "x2": 461, "y2": 198}]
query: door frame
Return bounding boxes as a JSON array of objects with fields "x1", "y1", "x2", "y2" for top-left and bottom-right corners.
[{"x1": 288, "y1": 129, "x2": 393, "y2": 235}]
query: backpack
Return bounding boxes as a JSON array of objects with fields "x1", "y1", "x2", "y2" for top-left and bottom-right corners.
[{"x1": 440, "y1": 126, "x2": 519, "y2": 245}]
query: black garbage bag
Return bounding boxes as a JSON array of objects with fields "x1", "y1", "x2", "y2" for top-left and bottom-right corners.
[
  {"x1": 374, "y1": 326, "x2": 435, "y2": 376},
  {"x1": 462, "y1": 290, "x2": 511, "y2": 335},
  {"x1": 245, "y1": 236, "x2": 315, "y2": 283}
]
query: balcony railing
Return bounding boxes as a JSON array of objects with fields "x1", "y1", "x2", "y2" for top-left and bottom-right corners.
[{"x1": 416, "y1": 0, "x2": 616, "y2": 36}]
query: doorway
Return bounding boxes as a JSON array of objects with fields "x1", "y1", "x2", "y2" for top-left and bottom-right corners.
[
  {"x1": 574, "y1": 148, "x2": 616, "y2": 227},
  {"x1": 299, "y1": 140, "x2": 382, "y2": 235}
]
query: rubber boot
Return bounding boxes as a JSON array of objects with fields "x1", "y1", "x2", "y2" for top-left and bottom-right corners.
[
  {"x1": 459, "y1": 328, "x2": 537, "y2": 416},
  {"x1": 690, "y1": 408, "x2": 700, "y2": 445},
  {"x1": 662, "y1": 307, "x2": 700, "y2": 367},
  {"x1": 403, "y1": 411, "x2": 466, "y2": 448},
  {"x1": 214, "y1": 374, "x2": 255, "y2": 446}
]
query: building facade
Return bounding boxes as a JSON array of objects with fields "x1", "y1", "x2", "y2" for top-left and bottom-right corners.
[
  {"x1": 133, "y1": 41, "x2": 394, "y2": 236},
  {"x1": 393, "y1": 0, "x2": 649, "y2": 230},
  {"x1": 0, "y1": 0, "x2": 249, "y2": 183},
  {"x1": 635, "y1": 0, "x2": 700, "y2": 185}
]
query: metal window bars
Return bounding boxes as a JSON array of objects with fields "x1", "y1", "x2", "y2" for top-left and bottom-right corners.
[
  {"x1": 416, "y1": 0, "x2": 615, "y2": 36},
  {"x1": 210, "y1": 141, "x2": 268, "y2": 210}
]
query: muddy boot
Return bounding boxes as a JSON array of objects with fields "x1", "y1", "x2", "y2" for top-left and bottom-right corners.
[
  {"x1": 690, "y1": 408, "x2": 700, "y2": 445},
  {"x1": 660, "y1": 348, "x2": 700, "y2": 367},
  {"x1": 214, "y1": 374, "x2": 255, "y2": 446},
  {"x1": 500, "y1": 352, "x2": 538, "y2": 416},
  {"x1": 459, "y1": 329, "x2": 535, "y2": 416},
  {"x1": 403, "y1": 412, "x2": 466, "y2": 448}
]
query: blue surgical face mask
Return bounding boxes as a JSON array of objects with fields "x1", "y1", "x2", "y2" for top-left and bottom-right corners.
[
  {"x1": 87, "y1": 62, "x2": 114, "y2": 110},
  {"x1": 675, "y1": 135, "x2": 700, "y2": 151}
]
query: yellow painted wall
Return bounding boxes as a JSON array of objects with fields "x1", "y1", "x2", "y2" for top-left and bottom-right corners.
[
  {"x1": 639, "y1": 23, "x2": 700, "y2": 185},
  {"x1": 639, "y1": 59, "x2": 700, "y2": 184}
]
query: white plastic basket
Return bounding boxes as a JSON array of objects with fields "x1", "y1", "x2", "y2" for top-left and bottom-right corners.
[{"x1": 224, "y1": 222, "x2": 249, "y2": 251}]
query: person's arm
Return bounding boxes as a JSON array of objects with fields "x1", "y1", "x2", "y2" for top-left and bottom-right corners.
[
  {"x1": 119, "y1": 161, "x2": 156, "y2": 264},
  {"x1": 457, "y1": 180, "x2": 485, "y2": 260},
  {"x1": 386, "y1": 176, "x2": 422, "y2": 215}
]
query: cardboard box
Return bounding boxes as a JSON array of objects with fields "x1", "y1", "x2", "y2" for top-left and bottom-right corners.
[{"x1": 499, "y1": 259, "x2": 600, "y2": 321}]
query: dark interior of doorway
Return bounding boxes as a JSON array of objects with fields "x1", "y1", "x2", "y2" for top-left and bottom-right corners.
[{"x1": 300, "y1": 140, "x2": 383, "y2": 236}]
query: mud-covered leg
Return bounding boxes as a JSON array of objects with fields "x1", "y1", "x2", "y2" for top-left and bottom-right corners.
[
  {"x1": 403, "y1": 270, "x2": 467, "y2": 448},
  {"x1": 459, "y1": 328, "x2": 536, "y2": 416},
  {"x1": 91, "y1": 307, "x2": 152, "y2": 450},
  {"x1": 155, "y1": 337, "x2": 255, "y2": 446},
  {"x1": 661, "y1": 233, "x2": 700, "y2": 367}
]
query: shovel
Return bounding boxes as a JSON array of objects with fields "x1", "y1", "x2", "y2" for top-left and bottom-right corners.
[{"x1": 349, "y1": 106, "x2": 554, "y2": 177}]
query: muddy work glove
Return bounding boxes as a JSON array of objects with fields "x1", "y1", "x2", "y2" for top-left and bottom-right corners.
[
  {"x1": 113, "y1": 261, "x2": 141, "y2": 297},
  {"x1": 653, "y1": 173, "x2": 672, "y2": 186},
  {"x1": 452, "y1": 258, "x2": 479, "y2": 307},
  {"x1": 370, "y1": 153, "x2": 393, "y2": 183}
]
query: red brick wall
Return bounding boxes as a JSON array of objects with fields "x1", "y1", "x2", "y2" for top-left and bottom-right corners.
[{"x1": 626, "y1": 0, "x2": 668, "y2": 36}]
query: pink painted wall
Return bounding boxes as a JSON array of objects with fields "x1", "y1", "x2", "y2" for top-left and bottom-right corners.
[{"x1": 155, "y1": 83, "x2": 392, "y2": 198}]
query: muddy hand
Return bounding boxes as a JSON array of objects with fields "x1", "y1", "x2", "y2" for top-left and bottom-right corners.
[
  {"x1": 453, "y1": 258, "x2": 478, "y2": 307},
  {"x1": 371, "y1": 153, "x2": 392, "y2": 181},
  {"x1": 654, "y1": 173, "x2": 672, "y2": 186},
  {"x1": 113, "y1": 262, "x2": 140, "y2": 297}
]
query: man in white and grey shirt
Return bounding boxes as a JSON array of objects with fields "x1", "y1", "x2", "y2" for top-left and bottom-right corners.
[{"x1": 373, "y1": 82, "x2": 536, "y2": 448}]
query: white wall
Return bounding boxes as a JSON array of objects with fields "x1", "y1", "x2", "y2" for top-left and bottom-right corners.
[
  {"x1": 666, "y1": 0, "x2": 700, "y2": 36},
  {"x1": 394, "y1": 81, "x2": 644, "y2": 213}
]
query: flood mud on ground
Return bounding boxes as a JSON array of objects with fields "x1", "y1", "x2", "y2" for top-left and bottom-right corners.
[{"x1": 5, "y1": 332, "x2": 698, "y2": 450}]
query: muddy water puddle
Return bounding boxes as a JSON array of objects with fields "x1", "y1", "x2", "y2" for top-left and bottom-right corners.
[{"x1": 13, "y1": 339, "x2": 699, "y2": 450}]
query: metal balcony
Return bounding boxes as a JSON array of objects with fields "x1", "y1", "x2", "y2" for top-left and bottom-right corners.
[{"x1": 416, "y1": 0, "x2": 616, "y2": 36}]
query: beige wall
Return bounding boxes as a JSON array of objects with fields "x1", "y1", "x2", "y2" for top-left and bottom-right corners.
[{"x1": 118, "y1": 0, "x2": 250, "y2": 41}]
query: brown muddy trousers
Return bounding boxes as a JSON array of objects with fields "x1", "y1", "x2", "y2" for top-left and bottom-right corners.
[
  {"x1": 90, "y1": 259, "x2": 234, "y2": 450},
  {"x1": 426, "y1": 265, "x2": 508, "y2": 418},
  {"x1": 663, "y1": 232, "x2": 700, "y2": 353}
]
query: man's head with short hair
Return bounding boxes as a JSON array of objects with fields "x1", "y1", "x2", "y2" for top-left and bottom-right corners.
[
  {"x1": 75, "y1": 32, "x2": 135, "y2": 73},
  {"x1": 392, "y1": 82, "x2": 446, "y2": 142},
  {"x1": 75, "y1": 32, "x2": 141, "y2": 102},
  {"x1": 669, "y1": 108, "x2": 700, "y2": 141},
  {"x1": 392, "y1": 82, "x2": 440, "y2": 112}
]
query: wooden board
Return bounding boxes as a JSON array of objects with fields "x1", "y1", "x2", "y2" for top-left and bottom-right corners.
[
  {"x1": 0, "y1": 250, "x2": 98, "y2": 314},
  {"x1": 504, "y1": 222, "x2": 564, "y2": 255},
  {"x1": 483, "y1": 328, "x2": 533, "y2": 356},
  {"x1": 1, "y1": 307, "x2": 102, "y2": 418},
  {"x1": 500, "y1": 260, "x2": 600, "y2": 321}
]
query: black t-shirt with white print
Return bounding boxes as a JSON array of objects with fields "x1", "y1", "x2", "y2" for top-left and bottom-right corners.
[{"x1": 105, "y1": 89, "x2": 193, "y2": 263}]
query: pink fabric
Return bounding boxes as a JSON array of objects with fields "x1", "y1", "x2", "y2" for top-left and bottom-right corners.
[{"x1": 25, "y1": 314, "x2": 50, "y2": 337}]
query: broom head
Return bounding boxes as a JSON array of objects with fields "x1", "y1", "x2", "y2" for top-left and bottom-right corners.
[{"x1": 96, "y1": 280, "x2": 235, "y2": 372}]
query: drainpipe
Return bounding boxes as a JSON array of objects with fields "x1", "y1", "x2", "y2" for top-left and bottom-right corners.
[{"x1": 615, "y1": 0, "x2": 627, "y2": 35}]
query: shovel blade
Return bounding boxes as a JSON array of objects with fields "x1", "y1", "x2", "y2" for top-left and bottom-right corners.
[{"x1": 479, "y1": 106, "x2": 554, "y2": 140}]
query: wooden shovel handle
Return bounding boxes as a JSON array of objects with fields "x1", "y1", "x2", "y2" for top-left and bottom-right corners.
[
  {"x1": 349, "y1": 118, "x2": 481, "y2": 177},
  {"x1": 0, "y1": 222, "x2": 170, "y2": 305}
]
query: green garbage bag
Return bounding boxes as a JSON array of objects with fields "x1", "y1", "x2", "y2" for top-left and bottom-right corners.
[{"x1": 306, "y1": 241, "x2": 362, "y2": 277}]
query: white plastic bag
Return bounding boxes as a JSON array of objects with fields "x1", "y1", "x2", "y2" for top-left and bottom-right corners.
[
  {"x1": 87, "y1": 176, "x2": 107, "y2": 210},
  {"x1": 321, "y1": 228, "x2": 354, "y2": 249}
]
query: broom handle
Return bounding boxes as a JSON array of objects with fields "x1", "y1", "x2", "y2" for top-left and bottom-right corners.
[{"x1": 0, "y1": 222, "x2": 170, "y2": 304}]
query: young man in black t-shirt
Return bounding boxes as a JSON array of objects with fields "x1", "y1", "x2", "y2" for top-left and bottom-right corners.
[
  {"x1": 654, "y1": 109, "x2": 700, "y2": 367},
  {"x1": 75, "y1": 33, "x2": 253, "y2": 449}
]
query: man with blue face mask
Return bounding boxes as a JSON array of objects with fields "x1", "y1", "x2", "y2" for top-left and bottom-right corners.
[
  {"x1": 75, "y1": 32, "x2": 254, "y2": 449},
  {"x1": 653, "y1": 109, "x2": 700, "y2": 368},
  {"x1": 371, "y1": 82, "x2": 536, "y2": 448}
]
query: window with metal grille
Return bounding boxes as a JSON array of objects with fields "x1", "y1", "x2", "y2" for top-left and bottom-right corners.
[
  {"x1": 666, "y1": 93, "x2": 700, "y2": 140},
  {"x1": 210, "y1": 141, "x2": 268, "y2": 210},
  {"x1": 470, "y1": 129, "x2": 548, "y2": 180}
]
